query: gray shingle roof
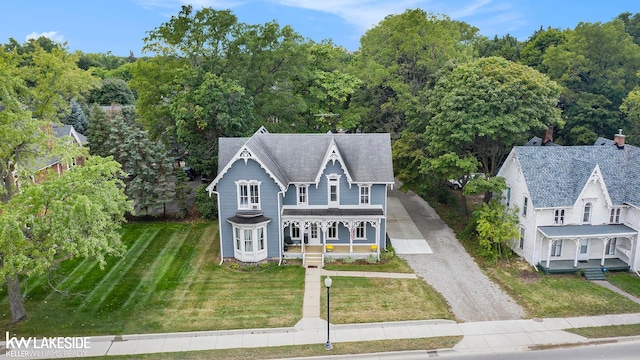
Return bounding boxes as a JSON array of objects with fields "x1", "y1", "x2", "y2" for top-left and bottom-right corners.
[
  {"x1": 512, "y1": 144, "x2": 640, "y2": 208},
  {"x1": 217, "y1": 132, "x2": 394, "y2": 185}
]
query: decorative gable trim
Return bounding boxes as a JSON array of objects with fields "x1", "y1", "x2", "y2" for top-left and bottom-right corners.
[
  {"x1": 206, "y1": 144, "x2": 286, "y2": 194},
  {"x1": 314, "y1": 138, "x2": 353, "y2": 188},
  {"x1": 573, "y1": 164, "x2": 613, "y2": 208}
]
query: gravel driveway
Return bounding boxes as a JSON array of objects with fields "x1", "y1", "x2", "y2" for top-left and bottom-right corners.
[{"x1": 389, "y1": 182, "x2": 525, "y2": 322}]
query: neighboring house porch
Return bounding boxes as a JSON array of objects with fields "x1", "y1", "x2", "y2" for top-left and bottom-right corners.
[{"x1": 536, "y1": 225, "x2": 636, "y2": 274}]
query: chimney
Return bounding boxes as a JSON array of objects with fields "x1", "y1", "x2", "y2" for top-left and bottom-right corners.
[
  {"x1": 614, "y1": 129, "x2": 625, "y2": 149},
  {"x1": 542, "y1": 125, "x2": 553, "y2": 145}
]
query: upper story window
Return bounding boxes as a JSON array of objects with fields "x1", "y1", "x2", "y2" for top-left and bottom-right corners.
[
  {"x1": 582, "y1": 202, "x2": 592, "y2": 223},
  {"x1": 610, "y1": 208, "x2": 621, "y2": 224},
  {"x1": 359, "y1": 185, "x2": 370, "y2": 205},
  {"x1": 327, "y1": 174, "x2": 340, "y2": 207},
  {"x1": 297, "y1": 185, "x2": 308, "y2": 205},
  {"x1": 506, "y1": 187, "x2": 511, "y2": 207},
  {"x1": 236, "y1": 180, "x2": 261, "y2": 210},
  {"x1": 554, "y1": 209, "x2": 565, "y2": 224},
  {"x1": 522, "y1": 196, "x2": 528, "y2": 217}
]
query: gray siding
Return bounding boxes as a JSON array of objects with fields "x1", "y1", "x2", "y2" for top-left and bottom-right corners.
[{"x1": 216, "y1": 158, "x2": 282, "y2": 259}]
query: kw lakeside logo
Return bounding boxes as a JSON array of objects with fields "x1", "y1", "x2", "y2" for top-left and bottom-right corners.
[{"x1": 4, "y1": 332, "x2": 91, "y2": 358}]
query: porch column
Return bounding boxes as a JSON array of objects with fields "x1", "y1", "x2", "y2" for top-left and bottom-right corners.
[
  {"x1": 573, "y1": 239, "x2": 580, "y2": 268},
  {"x1": 546, "y1": 238, "x2": 553, "y2": 268},
  {"x1": 600, "y1": 237, "x2": 609, "y2": 267},
  {"x1": 349, "y1": 222, "x2": 354, "y2": 253},
  {"x1": 375, "y1": 220, "x2": 381, "y2": 261}
]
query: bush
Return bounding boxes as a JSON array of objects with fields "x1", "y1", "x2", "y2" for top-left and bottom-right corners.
[
  {"x1": 342, "y1": 256, "x2": 357, "y2": 264},
  {"x1": 365, "y1": 254, "x2": 377, "y2": 264},
  {"x1": 195, "y1": 184, "x2": 218, "y2": 219},
  {"x1": 324, "y1": 256, "x2": 336, "y2": 264}
]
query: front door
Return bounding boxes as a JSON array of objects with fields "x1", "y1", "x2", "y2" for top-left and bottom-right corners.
[
  {"x1": 308, "y1": 223, "x2": 320, "y2": 245},
  {"x1": 578, "y1": 239, "x2": 589, "y2": 261}
]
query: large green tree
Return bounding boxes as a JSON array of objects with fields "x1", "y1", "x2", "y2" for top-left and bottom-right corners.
[
  {"x1": 348, "y1": 9, "x2": 477, "y2": 136},
  {"x1": 543, "y1": 20, "x2": 640, "y2": 144},
  {"x1": 0, "y1": 47, "x2": 130, "y2": 322},
  {"x1": 414, "y1": 57, "x2": 562, "y2": 212}
]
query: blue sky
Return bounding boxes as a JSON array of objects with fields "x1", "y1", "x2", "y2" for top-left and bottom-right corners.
[{"x1": 3, "y1": 1, "x2": 639, "y2": 56}]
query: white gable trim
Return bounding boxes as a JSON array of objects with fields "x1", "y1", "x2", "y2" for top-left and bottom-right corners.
[
  {"x1": 314, "y1": 138, "x2": 354, "y2": 188},
  {"x1": 206, "y1": 144, "x2": 286, "y2": 194},
  {"x1": 572, "y1": 164, "x2": 613, "y2": 208}
]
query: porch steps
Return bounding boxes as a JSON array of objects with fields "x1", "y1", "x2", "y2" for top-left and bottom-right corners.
[
  {"x1": 304, "y1": 253, "x2": 323, "y2": 268},
  {"x1": 584, "y1": 268, "x2": 606, "y2": 281}
]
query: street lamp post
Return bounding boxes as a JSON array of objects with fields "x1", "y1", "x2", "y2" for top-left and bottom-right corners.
[{"x1": 324, "y1": 276, "x2": 333, "y2": 350}]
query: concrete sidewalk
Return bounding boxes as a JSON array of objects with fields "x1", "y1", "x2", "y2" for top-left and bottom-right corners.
[{"x1": 6, "y1": 313, "x2": 640, "y2": 358}]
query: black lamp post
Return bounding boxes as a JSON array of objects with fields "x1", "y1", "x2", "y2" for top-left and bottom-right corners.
[{"x1": 324, "y1": 276, "x2": 333, "y2": 350}]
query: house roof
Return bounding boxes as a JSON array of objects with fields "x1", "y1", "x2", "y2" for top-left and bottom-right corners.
[
  {"x1": 34, "y1": 124, "x2": 86, "y2": 171},
  {"x1": 509, "y1": 144, "x2": 640, "y2": 208},
  {"x1": 538, "y1": 224, "x2": 637, "y2": 239},
  {"x1": 214, "y1": 131, "x2": 394, "y2": 189}
]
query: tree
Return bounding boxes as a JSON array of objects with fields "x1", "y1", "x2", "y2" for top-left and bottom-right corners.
[
  {"x1": 469, "y1": 199, "x2": 519, "y2": 263},
  {"x1": 520, "y1": 27, "x2": 566, "y2": 72},
  {"x1": 88, "y1": 110, "x2": 181, "y2": 216},
  {"x1": 62, "y1": 99, "x2": 89, "y2": 134},
  {"x1": 88, "y1": 78, "x2": 135, "y2": 105},
  {"x1": 542, "y1": 20, "x2": 640, "y2": 144},
  {"x1": 348, "y1": 9, "x2": 477, "y2": 136},
  {"x1": 415, "y1": 57, "x2": 562, "y2": 212},
  {"x1": 475, "y1": 34, "x2": 522, "y2": 61},
  {"x1": 1, "y1": 46, "x2": 130, "y2": 322}
]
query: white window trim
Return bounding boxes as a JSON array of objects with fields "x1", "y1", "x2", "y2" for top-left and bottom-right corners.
[
  {"x1": 610, "y1": 208, "x2": 621, "y2": 224},
  {"x1": 522, "y1": 196, "x2": 528, "y2": 217},
  {"x1": 551, "y1": 240, "x2": 562, "y2": 257},
  {"x1": 290, "y1": 224, "x2": 301, "y2": 240},
  {"x1": 583, "y1": 202, "x2": 592, "y2": 223},
  {"x1": 359, "y1": 185, "x2": 371, "y2": 205},
  {"x1": 506, "y1": 187, "x2": 511, "y2": 207},
  {"x1": 231, "y1": 222, "x2": 269, "y2": 262},
  {"x1": 355, "y1": 222, "x2": 366, "y2": 239},
  {"x1": 606, "y1": 238, "x2": 617, "y2": 255},
  {"x1": 554, "y1": 209, "x2": 565, "y2": 225},
  {"x1": 297, "y1": 185, "x2": 308, "y2": 205},
  {"x1": 519, "y1": 226, "x2": 525, "y2": 250},
  {"x1": 327, "y1": 222, "x2": 338, "y2": 239},
  {"x1": 327, "y1": 174, "x2": 341, "y2": 207},
  {"x1": 235, "y1": 180, "x2": 262, "y2": 210}
]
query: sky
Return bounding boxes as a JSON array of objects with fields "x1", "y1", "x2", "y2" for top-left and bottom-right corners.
[{"x1": 2, "y1": 0, "x2": 640, "y2": 56}]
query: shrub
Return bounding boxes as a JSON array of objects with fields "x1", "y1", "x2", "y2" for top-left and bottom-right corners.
[
  {"x1": 365, "y1": 254, "x2": 377, "y2": 264},
  {"x1": 324, "y1": 256, "x2": 336, "y2": 264},
  {"x1": 229, "y1": 263, "x2": 240, "y2": 270},
  {"x1": 195, "y1": 184, "x2": 218, "y2": 219},
  {"x1": 342, "y1": 256, "x2": 356, "y2": 264}
]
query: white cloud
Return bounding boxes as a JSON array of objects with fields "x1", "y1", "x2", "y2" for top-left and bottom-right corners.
[{"x1": 26, "y1": 31, "x2": 65, "y2": 43}]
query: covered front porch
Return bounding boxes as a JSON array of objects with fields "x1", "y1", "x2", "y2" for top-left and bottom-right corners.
[
  {"x1": 537, "y1": 224, "x2": 636, "y2": 275},
  {"x1": 538, "y1": 258, "x2": 629, "y2": 274}
]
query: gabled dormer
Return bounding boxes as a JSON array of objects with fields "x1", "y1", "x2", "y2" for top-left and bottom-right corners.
[{"x1": 314, "y1": 138, "x2": 353, "y2": 188}]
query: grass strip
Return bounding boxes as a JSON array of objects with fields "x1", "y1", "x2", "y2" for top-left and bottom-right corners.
[
  {"x1": 83, "y1": 336, "x2": 462, "y2": 360},
  {"x1": 566, "y1": 323, "x2": 640, "y2": 338}
]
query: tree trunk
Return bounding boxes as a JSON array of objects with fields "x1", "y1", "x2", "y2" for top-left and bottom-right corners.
[
  {"x1": 460, "y1": 194, "x2": 469, "y2": 216},
  {"x1": 6, "y1": 274, "x2": 27, "y2": 323},
  {"x1": 483, "y1": 190, "x2": 493, "y2": 204}
]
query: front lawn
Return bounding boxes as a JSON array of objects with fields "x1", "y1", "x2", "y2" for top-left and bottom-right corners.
[
  {"x1": 0, "y1": 222, "x2": 305, "y2": 337},
  {"x1": 606, "y1": 272, "x2": 640, "y2": 297},
  {"x1": 488, "y1": 263, "x2": 640, "y2": 318},
  {"x1": 320, "y1": 276, "x2": 454, "y2": 323},
  {"x1": 323, "y1": 250, "x2": 415, "y2": 273}
]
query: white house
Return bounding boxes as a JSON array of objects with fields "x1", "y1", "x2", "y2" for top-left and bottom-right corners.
[{"x1": 497, "y1": 132, "x2": 640, "y2": 275}]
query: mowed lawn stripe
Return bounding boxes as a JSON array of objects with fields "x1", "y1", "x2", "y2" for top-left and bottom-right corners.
[
  {"x1": 121, "y1": 224, "x2": 196, "y2": 310},
  {"x1": 79, "y1": 226, "x2": 160, "y2": 310},
  {"x1": 92, "y1": 225, "x2": 177, "y2": 314}
]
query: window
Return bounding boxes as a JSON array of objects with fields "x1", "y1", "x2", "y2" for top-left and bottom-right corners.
[
  {"x1": 290, "y1": 224, "x2": 301, "y2": 239},
  {"x1": 506, "y1": 187, "x2": 511, "y2": 207},
  {"x1": 523, "y1": 197, "x2": 528, "y2": 217},
  {"x1": 237, "y1": 181, "x2": 261, "y2": 210},
  {"x1": 606, "y1": 238, "x2": 617, "y2": 255},
  {"x1": 327, "y1": 175, "x2": 340, "y2": 207},
  {"x1": 610, "y1": 208, "x2": 621, "y2": 224},
  {"x1": 359, "y1": 185, "x2": 370, "y2": 205},
  {"x1": 554, "y1": 209, "x2": 565, "y2": 225},
  {"x1": 328, "y1": 222, "x2": 338, "y2": 239},
  {"x1": 231, "y1": 223, "x2": 269, "y2": 262},
  {"x1": 297, "y1": 185, "x2": 308, "y2": 205},
  {"x1": 519, "y1": 227, "x2": 525, "y2": 250},
  {"x1": 551, "y1": 240, "x2": 562, "y2": 257},
  {"x1": 356, "y1": 222, "x2": 366, "y2": 239},
  {"x1": 310, "y1": 224, "x2": 318, "y2": 239},
  {"x1": 583, "y1": 202, "x2": 592, "y2": 223}
]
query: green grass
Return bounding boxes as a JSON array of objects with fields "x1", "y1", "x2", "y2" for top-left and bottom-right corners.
[
  {"x1": 606, "y1": 272, "x2": 640, "y2": 297},
  {"x1": 566, "y1": 323, "x2": 640, "y2": 338},
  {"x1": 0, "y1": 221, "x2": 305, "y2": 337},
  {"x1": 488, "y1": 264, "x2": 640, "y2": 318},
  {"x1": 83, "y1": 337, "x2": 463, "y2": 360},
  {"x1": 320, "y1": 276, "x2": 454, "y2": 324},
  {"x1": 323, "y1": 253, "x2": 415, "y2": 273}
]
